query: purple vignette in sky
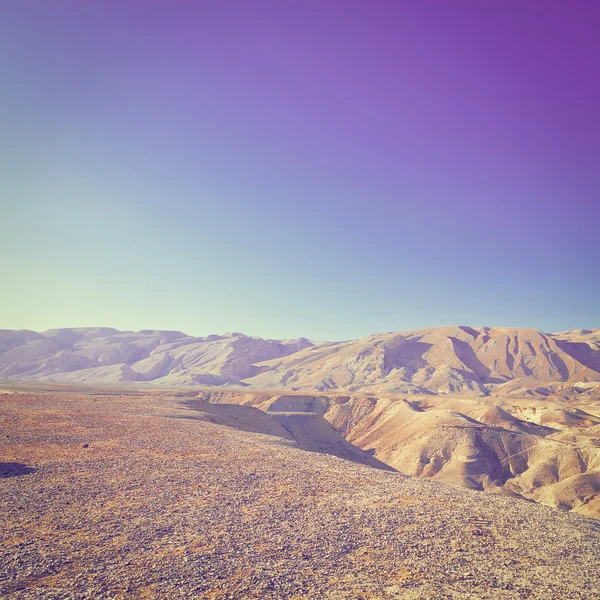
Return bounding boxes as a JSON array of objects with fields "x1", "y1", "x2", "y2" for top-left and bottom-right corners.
[{"x1": 1, "y1": 1, "x2": 598, "y2": 340}]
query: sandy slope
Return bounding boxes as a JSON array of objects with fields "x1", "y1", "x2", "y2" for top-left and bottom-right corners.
[
  {"x1": 1, "y1": 391, "x2": 599, "y2": 599},
  {"x1": 201, "y1": 390, "x2": 600, "y2": 518},
  {"x1": 181, "y1": 397, "x2": 390, "y2": 470}
]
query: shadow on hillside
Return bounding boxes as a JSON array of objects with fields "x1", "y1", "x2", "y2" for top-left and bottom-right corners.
[
  {"x1": 0, "y1": 462, "x2": 37, "y2": 479},
  {"x1": 179, "y1": 400, "x2": 396, "y2": 472}
]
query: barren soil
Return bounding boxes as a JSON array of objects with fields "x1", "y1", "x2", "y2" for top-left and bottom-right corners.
[{"x1": 1, "y1": 391, "x2": 599, "y2": 599}]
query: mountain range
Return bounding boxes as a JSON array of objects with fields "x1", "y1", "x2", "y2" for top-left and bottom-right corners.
[
  {"x1": 2, "y1": 325, "x2": 600, "y2": 518},
  {"x1": 1, "y1": 326, "x2": 599, "y2": 399}
]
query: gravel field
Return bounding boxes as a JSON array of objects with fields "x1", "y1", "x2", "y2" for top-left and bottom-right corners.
[{"x1": 1, "y1": 392, "x2": 599, "y2": 599}]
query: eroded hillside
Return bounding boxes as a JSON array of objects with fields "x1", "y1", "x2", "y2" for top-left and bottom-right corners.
[
  {"x1": 1, "y1": 326, "x2": 600, "y2": 399},
  {"x1": 201, "y1": 390, "x2": 600, "y2": 518}
]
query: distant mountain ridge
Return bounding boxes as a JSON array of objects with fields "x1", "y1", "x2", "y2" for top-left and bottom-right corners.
[{"x1": 1, "y1": 326, "x2": 599, "y2": 398}]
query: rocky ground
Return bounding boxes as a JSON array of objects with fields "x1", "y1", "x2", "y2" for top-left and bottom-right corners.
[{"x1": 1, "y1": 391, "x2": 600, "y2": 599}]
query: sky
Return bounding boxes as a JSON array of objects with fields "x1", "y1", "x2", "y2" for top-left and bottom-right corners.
[{"x1": 1, "y1": 1, "x2": 599, "y2": 341}]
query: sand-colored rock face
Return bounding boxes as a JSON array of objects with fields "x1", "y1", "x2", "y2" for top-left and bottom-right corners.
[
  {"x1": 323, "y1": 396, "x2": 600, "y2": 508},
  {"x1": 2, "y1": 326, "x2": 599, "y2": 398},
  {"x1": 200, "y1": 390, "x2": 600, "y2": 518},
  {"x1": 248, "y1": 326, "x2": 600, "y2": 397}
]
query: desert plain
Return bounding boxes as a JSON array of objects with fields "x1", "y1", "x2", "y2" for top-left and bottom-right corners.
[
  {"x1": 0, "y1": 385, "x2": 599, "y2": 599},
  {"x1": 1, "y1": 326, "x2": 600, "y2": 598}
]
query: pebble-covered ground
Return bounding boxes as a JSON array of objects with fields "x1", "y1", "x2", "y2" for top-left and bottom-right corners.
[{"x1": 1, "y1": 392, "x2": 599, "y2": 599}]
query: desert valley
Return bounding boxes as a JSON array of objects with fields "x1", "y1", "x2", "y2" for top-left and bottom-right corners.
[
  {"x1": 4, "y1": 1, "x2": 599, "y2": 597},
  {"x1": 2, "y1": 325, "x2": 600, "y2": 517},
  {"x1": 1, "y1": 326, "x2": 600, "y2": 598}
]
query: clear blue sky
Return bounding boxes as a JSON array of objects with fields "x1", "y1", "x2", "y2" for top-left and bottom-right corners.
[{"x1": 1, "y1": 1, "x2": 599, "y2": 340}]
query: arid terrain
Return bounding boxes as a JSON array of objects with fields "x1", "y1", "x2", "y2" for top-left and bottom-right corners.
[
  {"x1": 1, "y1": 327, "x2": 599, "y2": 399},
  {"x1": 1, "y1": 388, "x2": 599, "y2": 599},
  {"x1": 2, "y1": 326, "x2": 600, "y2": 597},
  {"x1": 2, "y1": 326, "x2": 599, "y2": 519},
  {"x1": 197, "y1": 389, "x2": 600, "y2": 519},
  {"x1": 4, "y1": 0, "x2": 599, "y2": 595}
]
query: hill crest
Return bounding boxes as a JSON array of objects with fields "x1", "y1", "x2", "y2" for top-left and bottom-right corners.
[{"x1": 1, "y1": 325, "x2": 599, "y2": 398}]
